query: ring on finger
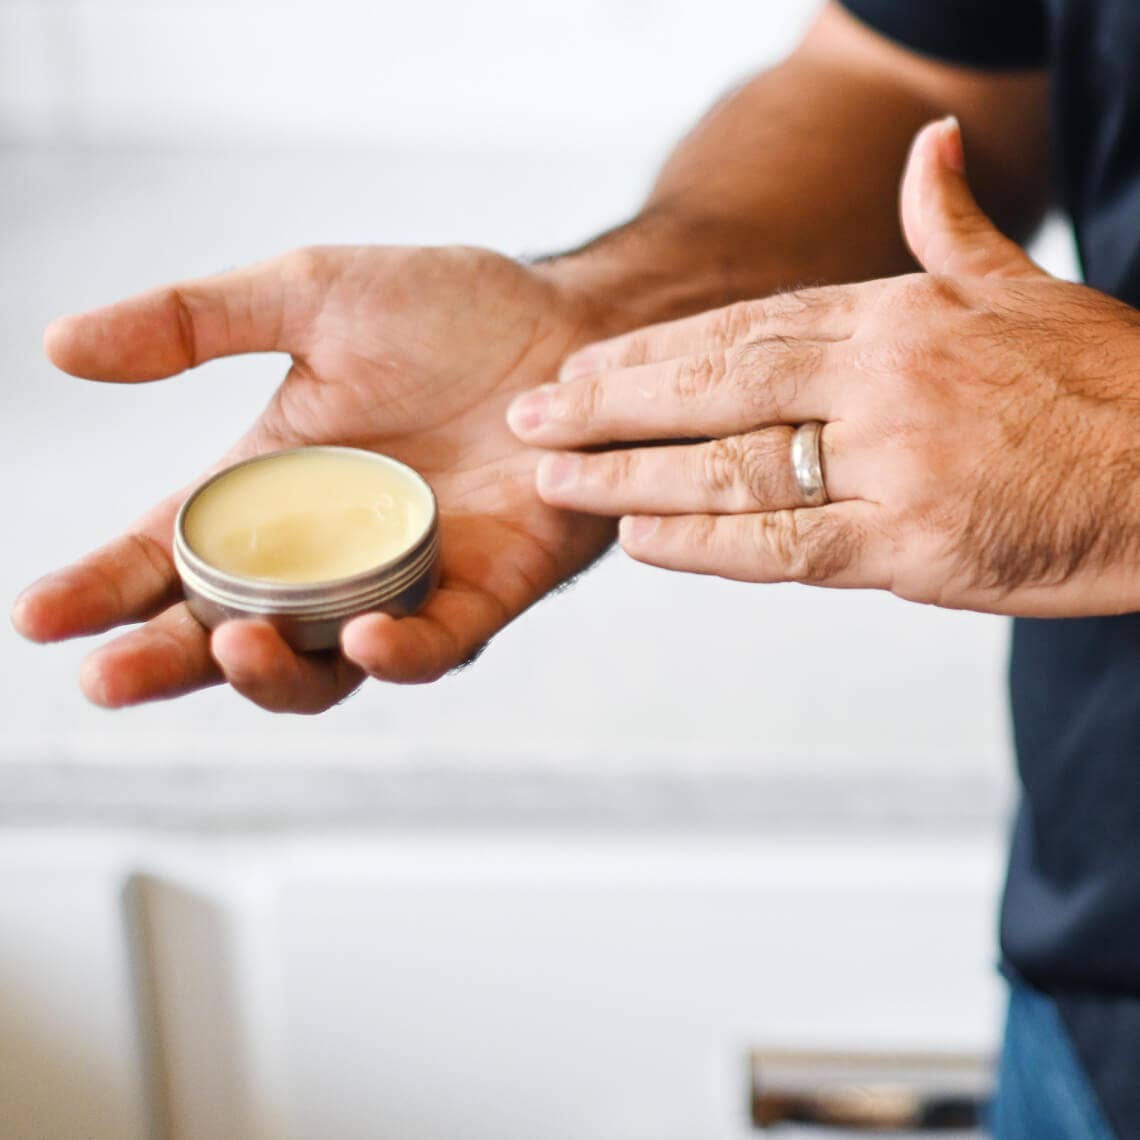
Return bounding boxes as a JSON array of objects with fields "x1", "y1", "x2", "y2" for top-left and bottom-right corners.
[{"x1": 790, "y1": 421, "x2": 829, "y2": 507}]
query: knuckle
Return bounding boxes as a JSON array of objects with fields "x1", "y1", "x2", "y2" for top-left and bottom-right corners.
[
  {"x1": 763, "y1": 510, "x2": 860, "y2": 584},
  {"x1": 762, "y1": 283, "x2": 854, "y2": 325},
  {"x1": 701, "y1": 439, "x2": 741, "y2": 497},
  {"x1": 707, "y1": 300, "x2": 762, "y2": 347},
  {"x1": 762, "y1": 286, "x2": 818, "y2": 320},
  {"x1": 672, "y1": 350, "x2": 727, "y2": 402},
  {"x1": 704, "y1": 432, "x2": 786, "y2": 508},
  {"x1": 881, "y1": 273, "x2": 968, "y2": 315},
  {"x1": 741, "y1": 430, "x2": 791, "y2": 507},
  {"x1": 689, "y1": 515, "x2": 721, "y2": 555},
  {"x1": 614, "y1": 331, "x2": 651, "y2": 368},
  {"x1": 734, "y1": 336, "x2": 824, "y2": 414},
  {"x1": 600, "y1": 447, "x2": 636, "y2": 490},
  {"x1": 282, "y1": 246, "x2": 327, "y2": 286},
  {"x1": 564, "y1": 376, "x2": 605, "y2": 424},
  {"x1": 881, "y1": 274, "x2": 934, "y2": 311},
  {"x1": 734, "y1": 438, "x2": 772, "y2": 508}
]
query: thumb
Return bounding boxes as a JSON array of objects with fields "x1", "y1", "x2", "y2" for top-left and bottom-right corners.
[
  {"x1": 900, "y1": 116, "x2": 1043, "y2": 280},
  {"x1": 43, "y1": 252, "x2": 318, "y2": 383}
]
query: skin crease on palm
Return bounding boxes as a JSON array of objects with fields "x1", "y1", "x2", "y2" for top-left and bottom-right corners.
[
  {"x1": 513, "y1": 120, "x2": 1140, "y2": 619},
  {"x1": 12, "y1": 248, "x2": 616, "y2": 713}
]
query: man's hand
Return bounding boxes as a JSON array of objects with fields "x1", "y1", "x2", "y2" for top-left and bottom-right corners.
[
  {"x1": 12, "y1": 246, "x2": 614, "y2": 712},
  {"x1": 509, "y1": 118, "x2": 1140, "y2": 618}
]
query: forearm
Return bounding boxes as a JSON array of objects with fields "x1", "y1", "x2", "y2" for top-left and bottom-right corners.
[{"x1": 541, "y1": 2, "x2": 1049, "y2": 336}]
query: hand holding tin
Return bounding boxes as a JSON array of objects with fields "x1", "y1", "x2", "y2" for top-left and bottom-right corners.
[{"x1": 13, "y1": 246, "x2": 615, "y2": 712}]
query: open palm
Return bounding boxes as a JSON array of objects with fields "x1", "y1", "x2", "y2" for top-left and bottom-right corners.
[{"x1": 14, "y1": 245, "x2": 615, "y2": 712}]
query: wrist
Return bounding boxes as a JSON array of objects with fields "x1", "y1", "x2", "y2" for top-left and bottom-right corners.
[{"x1": 531, "y1": 208, "x2": 772, "y2": 340}]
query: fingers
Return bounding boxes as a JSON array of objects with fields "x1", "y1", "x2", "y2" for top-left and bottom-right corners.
[
  {"x1": 13, "y1": 501, "x2": 184, "y2": 643},
  {"x1": 79, "y1": 606, "x2": 362, "y2": 713},
  {"x1": 211, "y1": 621, "x2": 363, "y2": 714},
  {"x1": 76, "y1": 585, "x2": 499, "y2": 710},
  {"x1": 341, "y1": 585, "x2": 508, "y2": 685},
  {"x1": 617, "y1": 503, "x2": 886, "y2": 589},
  {"x1": 534, "y1": 423, "x2": 856, "y2": 516},
  {"x1": 44, "y1": 250, "x2": 322, "y2": 383},
  {"x1": 79, "y1": 603, "x2": 222, "y2": 708},
  {"x1": 509, "y1": 335, "x2": 844, "y2": 449},
  {"x1": 76, "y1": 584, "x2": 503, "y2": 711},
  {"x1": 559, "y1": 285, "x2": 864, "y2": 379}
]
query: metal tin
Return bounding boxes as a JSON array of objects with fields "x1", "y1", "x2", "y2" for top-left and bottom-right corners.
[{"x1": 173, "y1": 447, "x2": 440, "y2": 652}]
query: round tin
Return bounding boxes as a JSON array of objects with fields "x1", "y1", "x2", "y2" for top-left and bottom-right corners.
[{"x1": 173, "y1": 446, "x2": 440, "y2": 653}]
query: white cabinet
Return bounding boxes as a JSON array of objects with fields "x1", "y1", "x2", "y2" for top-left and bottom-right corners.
[
  {"x1": 0, "y1": 849, "x2": 150, "y2": 1140},
  {"x1": 0, "y1": 831, "x2": 1003, "y2": 1140}
]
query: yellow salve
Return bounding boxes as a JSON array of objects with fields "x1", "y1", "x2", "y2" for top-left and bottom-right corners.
[{"x1": 182, "y1": 450, "x2": 432, "y2": 584}]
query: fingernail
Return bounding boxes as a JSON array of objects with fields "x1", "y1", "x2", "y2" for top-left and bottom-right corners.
[
  {"x1": 213, "y1": 620, "x2": 284, "y2": 681},
  {"x1": 209, "y1": 625, "x2": 251, "y2": 675},
  {"x1": 560, "y1": 349, "x2": 597, "y2": 382},
  {"x1": 940, "y1": 115, "x2": 966, "y2": 174},
  {"x1": 507, "y1": 385, "x2": 555, "y2": 434},
  {"x1": 79, "y1": 654, "x2": 119, "y2": 709},
  {"x1": 621, "y1": 516, "x2": 660, "y2": 543},
  {"x1": 340, "y1": 612, "x2": 394, "y2": 659},
  {"x1": 10, "y1": 578, "x2": 62, "y2": 642},
  {"x1": 10, "y1": 590, "x2": 34, "y2": 638},
  {"x1": 536, "y1": 453, "x2": 579, "y2": 492}
]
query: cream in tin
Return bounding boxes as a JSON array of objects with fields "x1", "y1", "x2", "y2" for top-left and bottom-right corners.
[{"x1": 174, "y1": 447, "x2": 440, "y2": 652}]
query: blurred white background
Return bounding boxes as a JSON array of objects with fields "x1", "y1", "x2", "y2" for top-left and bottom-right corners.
[
  {"x1": 0, "y1": 0, "x2": 812, "y2": 150},
  {"x1": 0, "y1": 1, "x2": 1076, "y2": 1136}
]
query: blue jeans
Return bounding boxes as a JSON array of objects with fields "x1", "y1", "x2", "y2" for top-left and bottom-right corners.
[{"x1": 990, "y1": 973, "x2": 1118, "y2": 1140}]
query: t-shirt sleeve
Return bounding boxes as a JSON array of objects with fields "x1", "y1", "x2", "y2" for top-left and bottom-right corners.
[{"x1": 837, "y1": 0, "x2": 1048, "y2": 69}]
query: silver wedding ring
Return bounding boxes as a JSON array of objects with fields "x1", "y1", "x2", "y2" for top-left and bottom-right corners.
[{"x1": 790, "y1": 421, "x2": 829, "y2": 507}]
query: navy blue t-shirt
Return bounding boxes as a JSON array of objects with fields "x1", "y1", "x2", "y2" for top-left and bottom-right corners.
[{"x1": 839, "y1": 1, "x2": 1140, "y2": 1135}]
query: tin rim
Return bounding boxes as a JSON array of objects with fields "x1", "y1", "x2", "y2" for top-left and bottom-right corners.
[
  {"x1": 173, "y1": 446, "x2": 440, "y2": 609},
  {"x1": 174, "y1": 534, "x2": 440, "y2": 617}
]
